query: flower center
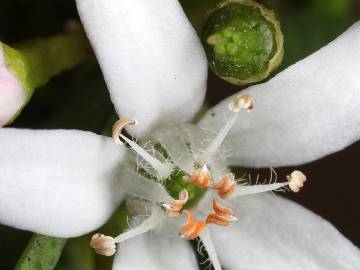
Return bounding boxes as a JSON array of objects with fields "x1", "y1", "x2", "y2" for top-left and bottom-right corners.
[
  {"x1": 90, "y1": 94, "x2": 307, "y2": 269},
  {"x1": 163, "y1": 168, "x2": 207, "y2": 209}
]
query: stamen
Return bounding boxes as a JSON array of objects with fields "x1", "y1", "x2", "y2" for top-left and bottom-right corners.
[
  {"x1": 230, "y1": 170, "x2": 307, "y2": 198},
  {"x1": 163, "y1": 189, "x2": 189, "y2": 217},
  {"x1": 90, "y1": 233, "x2": 116, "y2": 256},
  {"x1": 112, "y1": 118, "x2": 173, "y2": 179},
  {"x1": 199, "y1": 94, "x2": 255, "y2": 163},
  {"x1": 183, "y1": 165, "x2": 212, "y2": 188},
  {"x1": 287, "y1": 170, "x2": 307, "y2": 192},
  {"x1": 210, "y1": 174, "x2": 236, "y2": 199},
  {"x1": 180, "y1": 210, "x2": 206, "y2": 240},
  {"x1": 205, "y1": 199, "x2": 237, "y2": 226},
  {"x1": 114, "y1": 206, "x2": 163, "y2": 243}
]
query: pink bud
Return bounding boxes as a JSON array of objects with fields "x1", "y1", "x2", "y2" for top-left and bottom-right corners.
[{"x1": 0, "y1": 47, "x2": 26, "y2": 126}]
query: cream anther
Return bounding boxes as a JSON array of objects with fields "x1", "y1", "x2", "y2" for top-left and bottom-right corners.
[
  {"x1": 90, "y1": 233, "x2": 116, "y2": 256},
  {"x1": 287, "y1": 170, "x2": 307, "y2": 192},
  {"x1": 112, "y1": 117, "x2": 138, "y2": 145},
  {"x1": 228, "y1": 94, "x2": 255, "y2": 112}
]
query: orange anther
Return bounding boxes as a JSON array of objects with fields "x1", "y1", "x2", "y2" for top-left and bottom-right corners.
[
  {"x1": 163, "y1": 189, "x2": 189, "y2": 217},
  {"x1": 206, "y1": 214, "x2": 232, "y2": 226},
  {"x1": 213, "y1": 198, "x2": 233, "y2": 218},
  {"x1": 211, "y1": 174, "x2": 236, "y2": 199},
  {"x1": 180, "y1": 210, "x2": 206, "y2": 240},
  {"x1": 183, "y1": 165, "x2": 212, "y2": 188},
  {"x1": 206, "y1": 199, "x2": 237, "y2": 227}
]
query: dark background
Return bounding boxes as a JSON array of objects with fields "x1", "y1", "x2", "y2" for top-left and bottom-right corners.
[{"x1": 0, "y1": 0, "x2": 359, "y2": 269}]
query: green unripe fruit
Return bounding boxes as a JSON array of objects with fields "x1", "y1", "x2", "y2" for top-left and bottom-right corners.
[{"x1": 202, "y1": 0, "x2": 284, "y2": 85}]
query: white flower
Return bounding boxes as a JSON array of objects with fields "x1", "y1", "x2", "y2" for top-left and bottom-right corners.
[{"x1": 1, "y1": 0, "x2": 360, "y2": 269}]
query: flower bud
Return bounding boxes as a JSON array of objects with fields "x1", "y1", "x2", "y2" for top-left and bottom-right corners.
[
  {"x1": 201, "y1": 0, "x2": 284, "y2": 85},
  {"x1": 0, "y1": 29, "x2": 90, "y2": 126},
  {"x1": 0, "y1": 46, "x2": 26, "y2": 126}
]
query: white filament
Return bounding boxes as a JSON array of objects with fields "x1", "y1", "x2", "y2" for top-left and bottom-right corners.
[
  {"x1": 200, "y1": 229, "x2": 222, "y2": 270},
  {"x1": 114, "y1": 206, "x2": 163, "y2": 243},
  {"x1": 120, "y1": 134, "x2": 173, "y2": 179},
  {"x1": 199, "y1": 112, "x2": 238, "y2": 164},
  {"x1": 230, "y1": 182, "x2": 288, "y2": 198}
]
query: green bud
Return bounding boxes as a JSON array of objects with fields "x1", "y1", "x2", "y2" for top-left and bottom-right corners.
[{"x1": 201, "y1": 0, "x2": 284, "y2": 85}]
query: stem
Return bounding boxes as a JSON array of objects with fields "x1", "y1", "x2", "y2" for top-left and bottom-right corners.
[{"x1": 15, "y1": 234, "x2": 66, "y2": 270}]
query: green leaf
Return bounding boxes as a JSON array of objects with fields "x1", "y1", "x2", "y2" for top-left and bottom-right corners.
[{"x1": 15, "y1": 234, "x2": 66, "y2": 270}]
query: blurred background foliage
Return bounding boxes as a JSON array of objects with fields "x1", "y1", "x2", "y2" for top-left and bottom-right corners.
[{"x1": 0, "y1": 0, "x2": 359, "y2": 269}]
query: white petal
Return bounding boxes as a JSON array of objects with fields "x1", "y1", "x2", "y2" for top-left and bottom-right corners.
[
  {"x1": 76, "y1": 0, "x2": 207, "y2": 137},
  {"x1": 210, "y1": 194, "x2": 360, "y2": 269},
  {"x1": 0, "y1": 44, "x2": 26, "y2": 126},
  {"x1": 113, "y1": 233, "x2": 197, "y2": 270},
  {"x1": 199, "y1": 22, "x2": 360, "y2": 167},
  {"x1": 0, "y1": 128, "x2": 125, "y2": 237}
]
